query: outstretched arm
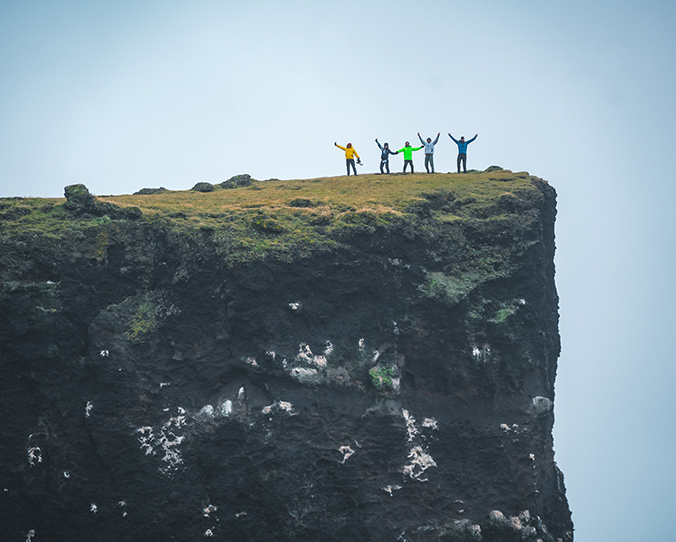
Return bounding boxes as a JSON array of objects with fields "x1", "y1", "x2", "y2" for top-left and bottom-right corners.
[
  {"x1": 335, "y1": 144, "x2": 347, "y2": 151},
  {"x1": 413, "y1": 146, "x2": 423, "y2": 151}
]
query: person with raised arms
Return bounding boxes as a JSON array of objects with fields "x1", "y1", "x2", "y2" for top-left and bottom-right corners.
[
  {"x1": 334, "y1": 142, "x2": 361, "y2": 176},
  {"x1": 418, "y1": 132, "x2": 440, "y2": 173},
  {"x1": 396, "y1": 141, "x2": 423, "y2": 174},
  {"x1": 375, "y1": 139, "x2": 398, "y2": 174},
  {"x1": 448, "y1": 133, "x2": 478, "y2": 173}
]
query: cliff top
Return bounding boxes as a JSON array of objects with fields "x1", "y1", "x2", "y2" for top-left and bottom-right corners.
[{"x1": 0, "y1": 168, "x2": 550, "y2": 265}]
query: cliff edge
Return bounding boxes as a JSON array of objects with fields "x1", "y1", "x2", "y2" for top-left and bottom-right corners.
[{"x1": 0, "y1": 170, "x2": 573, "y2": 541}]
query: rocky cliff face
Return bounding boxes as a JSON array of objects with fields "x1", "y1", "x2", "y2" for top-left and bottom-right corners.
[{"x1": 0, "y1": 172, "x2": 573, "y2": 541}]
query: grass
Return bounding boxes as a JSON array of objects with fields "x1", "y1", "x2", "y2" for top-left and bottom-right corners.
[{"x1": 0, "y1": 169, "x2": 542, "y2": 264}]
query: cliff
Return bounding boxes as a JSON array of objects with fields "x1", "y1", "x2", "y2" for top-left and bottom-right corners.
[{"x1": 0, "y1": 170, "x2": 573, "y2": 542}]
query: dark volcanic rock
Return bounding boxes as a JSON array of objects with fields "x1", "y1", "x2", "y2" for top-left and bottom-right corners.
[
  {"x1": 134, "y1": 187, "x2": 168, "y2": 195},
  {"x1": 64, "y1": 184, "x2": 142, "y2": 219},
  {"x1": 219, "y1": 174, "x2": 253, "y2": 188},
  {"x1": 191, "y1": 182, "x2": 215, "y2": 192},
  {"x1": 0, "y1": 178, "x2": 572, "y2": 541}
]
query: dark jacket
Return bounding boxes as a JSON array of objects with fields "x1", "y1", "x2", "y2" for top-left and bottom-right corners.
[{"x1": 377, "y1": 141, "x2": 397, "y2": 160}]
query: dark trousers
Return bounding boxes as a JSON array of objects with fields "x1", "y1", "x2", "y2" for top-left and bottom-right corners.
[
  {"x1": 403, "y1": 160, "x2": 414, "y2": 173},
  {"x1": 424, "y1": 154, "x2": 434, "y2": 173},
  {"x1": 346, "y1": 159, "x2": 357, "y2": 175},
  {"x1": 457, "y1": 153, "x2": 467, "y2": 173},
  {"x1": 380, "y1": 159, "x2": 390, "y2": 174}
]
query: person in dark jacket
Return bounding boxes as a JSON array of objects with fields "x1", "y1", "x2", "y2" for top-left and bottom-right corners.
[
  {"x1": 375, "y1": 139, "x2": 398, "y2": 174},
  {"x1": 448, "y1": 133, "x2": 478, "y2": 173}
]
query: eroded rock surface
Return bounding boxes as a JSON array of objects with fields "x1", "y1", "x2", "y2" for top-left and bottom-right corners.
[{"x1": 0, "y1": 177, "x2": 572, "y2": 541}]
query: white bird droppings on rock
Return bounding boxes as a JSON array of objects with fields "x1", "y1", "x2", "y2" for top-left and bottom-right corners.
[
  {"x1": 27, "y1": 447, "x2": 42, "y2": 466},
  {"x1": 339, "y1": 445, "x2": 355, "y2": 463},
  {"x1": 403, "y1": 446, "x2": 437, "y2": 481},
  {"x1": 219, "y1": 400, "x2": 233, "y2": 417},
  {"x1": 402, "y1": 409, "x2": 419, "y2": 441},
  {"x1": 203, "y1": 504, "x2": 217, "y2": 517},
  {"x1": 382, "y1": 484, "x2": 402, "y2": 496},
  {"x1": 422, "y1": 417, "x2": 439, "y2": 430}
]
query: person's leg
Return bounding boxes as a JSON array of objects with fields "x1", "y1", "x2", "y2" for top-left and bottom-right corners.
[
  {"x1": 457, "y1": 154, "x2": 461, "y2": 173},
  {"x1": 460, "y1": 154, "x2": 467, "y2": 172},
  {"x1": 425, "y1": 154, "x2": 430, "y2": 173},
  {"x1": 385, "y1": 160, "x2": 390, "y2": 174},
  {"x1": 380, "y1": 160, "x2": 385, "y2": 174},
  {"x1": 430, "y1": 155, "x2": 434, "y2": 173},
  {"x1": 346, "y1": 159, "x2": 351, "y2": 175},
  {"x1": 403, "y1": 160, "x2": 408, "y2": 173},
  {"x1": 351, "y1": 160, "x2": 357, "y2": 175}
]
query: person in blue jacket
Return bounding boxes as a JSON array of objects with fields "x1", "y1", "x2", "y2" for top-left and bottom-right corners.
[
  {"x1": 448, "y1": 133, "x2": 478, "y2": 173},
  {"x1": 375, "y1": 139, "x2": 398, "y2": 174}
]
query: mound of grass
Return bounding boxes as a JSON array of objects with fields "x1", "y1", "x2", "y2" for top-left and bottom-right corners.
[{"x1": 0, "y1": 170, "x2": 544, "y2": 265}]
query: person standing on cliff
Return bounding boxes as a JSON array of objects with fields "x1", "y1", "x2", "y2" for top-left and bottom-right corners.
[
  {"x1": 375, "y1": 139, "x2": 398, "y2": 174},
  {"x1": 396, "y1": 141, "x2": 423, "y2": 173},
  {"x1": 418, "y1": 132, "x2": 440, "y2": 173},
  {"x1": 448, "y1": 133, "x2": 478, "y2": 173},
  {"x1": 334, "y1": 142, "x2": 361, "y2": 176}
]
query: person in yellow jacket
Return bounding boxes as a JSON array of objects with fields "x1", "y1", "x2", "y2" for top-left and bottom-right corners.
[{"x1": 334, "y1": 142, "x2": 361, "y2": 176}]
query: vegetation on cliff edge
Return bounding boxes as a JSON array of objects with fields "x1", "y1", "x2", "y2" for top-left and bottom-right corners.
[{"x1": 0, "y1": 168, "x2": 548, "y2": 266}]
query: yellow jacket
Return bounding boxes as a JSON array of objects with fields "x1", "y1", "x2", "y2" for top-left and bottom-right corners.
[{"x1": 336, "y1": 144, "x2": 360, "y2": 160}]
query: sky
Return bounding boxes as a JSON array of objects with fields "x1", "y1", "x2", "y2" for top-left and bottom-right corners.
[{"x1": 1, "y1": 0, "x2": 675, "y2": 540}]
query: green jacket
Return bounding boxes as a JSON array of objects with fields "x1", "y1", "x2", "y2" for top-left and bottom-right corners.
[{"x1": 397, "y1": 145, "x2": 422, "y2": 160}]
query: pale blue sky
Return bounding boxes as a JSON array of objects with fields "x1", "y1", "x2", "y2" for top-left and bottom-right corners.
[{"x1": 2, "y1": 1, "x2": 675, "y2": 540}]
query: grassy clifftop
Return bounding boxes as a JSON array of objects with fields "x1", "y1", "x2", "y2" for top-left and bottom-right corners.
[{"x1": 0, "y1": 168, "x2": 549, "y2": 265}]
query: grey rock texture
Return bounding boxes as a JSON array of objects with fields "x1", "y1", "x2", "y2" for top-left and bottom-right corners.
[{"x1": 0, "y1": 178, "x2": 572, "y2": 541}]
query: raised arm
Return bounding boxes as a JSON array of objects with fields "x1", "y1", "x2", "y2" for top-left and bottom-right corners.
[
  {"x1": 433, "y1": 133, "x2": 440, "y2": 145},
  {"x1": 418, "y1": 133, "x2": 425, "y2": 145},
  {"x1": 376, "y1": 139, "x2": 384, "y2": 150},
  {"x1": 467, "y1": 134, "x2": 478, "y2": 144},
  {"x1": 448, "y1": 133, "x2": 458, "y2": 144},
  {"x1": 335, "y1": 143, "x2": 347, "y2": 151}
]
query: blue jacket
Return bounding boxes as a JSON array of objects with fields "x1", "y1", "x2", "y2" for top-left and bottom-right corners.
[{"x1": 449, "y1": 134, "x2": 477, "y2": 154}]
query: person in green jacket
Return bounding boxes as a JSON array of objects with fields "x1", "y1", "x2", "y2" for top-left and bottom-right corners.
[{"x1": 396, "y1": 141, "x2": 423, "y2": 173}]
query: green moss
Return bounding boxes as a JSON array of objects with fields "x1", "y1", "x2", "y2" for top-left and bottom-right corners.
[
  {"x1": 0, "y1": 170, "x2": 544, "y2": 265},
  {"x1": 125, "y1": 294, "x2": 158, "y2": 344},
  {"x1": 369, "y1": 364, "x2": 398, "y2": 391}
]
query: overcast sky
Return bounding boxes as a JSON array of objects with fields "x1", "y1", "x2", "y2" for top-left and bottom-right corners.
[{"x1": 2, "y1": 1, "x2": 675, "y2": 540}]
